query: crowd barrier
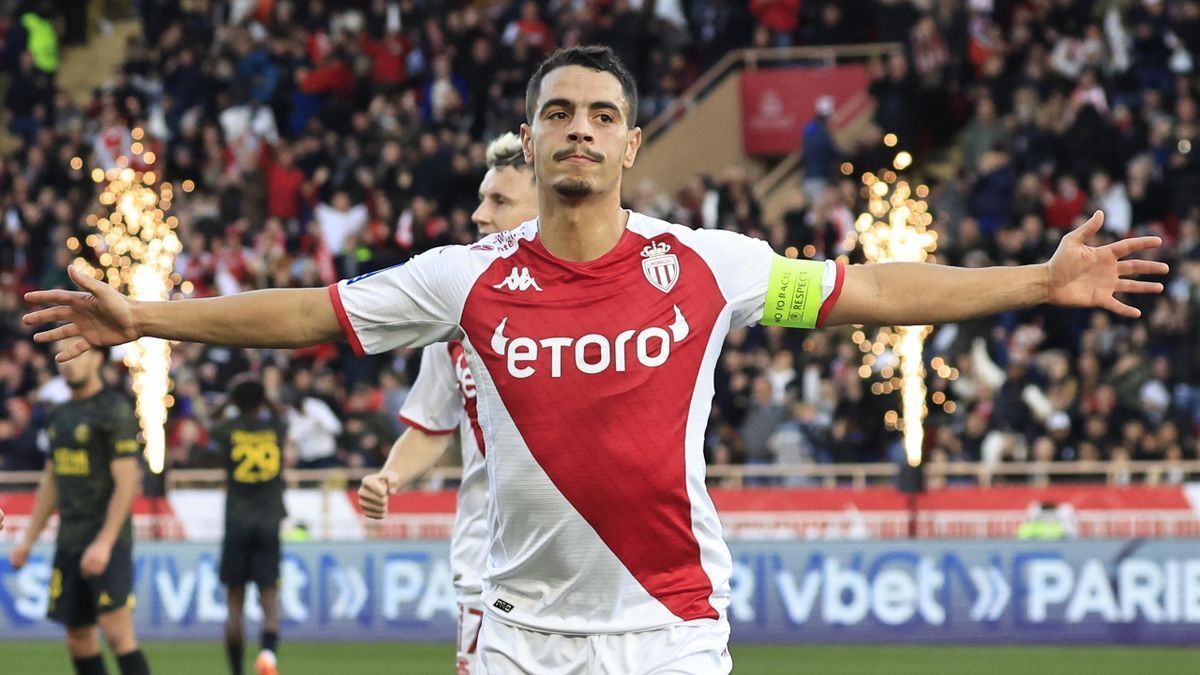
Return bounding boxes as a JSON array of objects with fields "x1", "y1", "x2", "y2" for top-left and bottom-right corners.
[{"x1": 3, "y1": 484, "x2": 1199, "y2": 543}]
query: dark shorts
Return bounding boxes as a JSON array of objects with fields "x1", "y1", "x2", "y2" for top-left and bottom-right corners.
[
  {"x1": 48, "y1": 542, "x2": 135, "y2": 628},
  {"x1": 220, "y1": 519, "x2": 281, "y2": 589}
]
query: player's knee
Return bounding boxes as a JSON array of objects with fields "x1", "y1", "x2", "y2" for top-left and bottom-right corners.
[
  {"x1": 226, "y1": 609, "x2": 244, "y2": 635},
  {"x1": 65, "y1": 626, "x2": 101, "y2": 657},
  {"x1": 225, "y1": 585, "x2": 245, "y2": 621},
  {"x1": 107, "y1": 632, "x2": 139, "y2": 655},
  {"x1": 258, "y1": 586, "x2": 280, "y2": 622},
  {"x1": 98, "y1": 609, "x2": 138, "y2": 653}
]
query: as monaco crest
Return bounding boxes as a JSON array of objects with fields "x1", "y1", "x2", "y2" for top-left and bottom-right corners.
[{"x1": 641, "y1": 240, "x2": 679, "y2": 293}]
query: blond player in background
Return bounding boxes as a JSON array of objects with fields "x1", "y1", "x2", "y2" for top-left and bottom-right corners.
[{"x1": 358, "y1": 132, "x2": 537, "y2": 675}]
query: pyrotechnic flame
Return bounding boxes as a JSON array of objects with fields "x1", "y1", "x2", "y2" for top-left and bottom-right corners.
[
  {"x1": 856, "y1": 155, "x2": 939, "y2": 467},
  {"x1": 78, "y1": 137, "x2": 179, "y2": 473}
]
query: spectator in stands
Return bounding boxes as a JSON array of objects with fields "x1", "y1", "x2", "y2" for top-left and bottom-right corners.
[
  {"x1": 869, "y1": 52, "x2": 919, "y2": 150},
  {"x1": 286, "y1": 375, "x2": 343, "y2": 470},
  {"x1": 801, "y1": 96, "x2": 839, "y2": 206},
  {"x1": 314, "y1": 190, "x2": 368, "y2": 275},
  {"x1": 740, "y1": 377, "x2": 787, "y2": 477}
]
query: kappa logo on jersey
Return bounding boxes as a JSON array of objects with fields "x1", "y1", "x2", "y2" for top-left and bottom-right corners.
[
  {"x1": 641, "y1": 240, "x2": 679, "y2": 293},
  {"x1": 493, "y1": 267, "x2": 543, "y2": 292},
  {"x1": 490, "y1": 306, "x2": 690, "y2": 378}
]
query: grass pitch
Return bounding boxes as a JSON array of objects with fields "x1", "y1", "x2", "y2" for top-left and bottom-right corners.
[{"x1": 2, "y1": 641, "x2": 1196, "y2": 674}]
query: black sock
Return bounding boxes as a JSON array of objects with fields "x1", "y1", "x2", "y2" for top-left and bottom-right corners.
[
  {"x1": 260, "y1": 630, "x2": 279, "y2": 654},
  {"x1": 226, "y1": 640, "x2": 244, "y2": 675},
  {"x1": 73, "y1": 655, "x2": 109, "y2": 675},
  {"x1": 115, "y1": 649, "x2": 150, "y2": 675}
]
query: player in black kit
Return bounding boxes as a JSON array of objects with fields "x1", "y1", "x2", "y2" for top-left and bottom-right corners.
[
  {"x1": 9, "y1": 341, "x2": 150, "y2": 675},
  {"x1": 212, "y1": 375, "x2": 288, "y2": 675}
]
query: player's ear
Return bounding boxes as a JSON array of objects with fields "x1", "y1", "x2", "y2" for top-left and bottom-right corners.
[
  {"x1": 623, "y1": 126, "x2": 642, "y2": 169},
  {"x1": 520, "y1": 123, "x2": 534, "y2": 167}
]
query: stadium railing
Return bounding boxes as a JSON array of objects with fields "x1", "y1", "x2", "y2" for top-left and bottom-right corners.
[{"x1": 2, "y1": 459, "x2": 1198, "y2": 490}]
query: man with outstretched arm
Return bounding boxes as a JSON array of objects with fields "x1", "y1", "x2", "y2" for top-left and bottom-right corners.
[{"x1": 26, "y1": 45, "x2": 1165, "y2": 674}]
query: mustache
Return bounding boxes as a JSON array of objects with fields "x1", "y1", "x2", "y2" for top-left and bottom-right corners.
[{"x1": 553, "y1": 146, "x2": 604, "y2": 162}]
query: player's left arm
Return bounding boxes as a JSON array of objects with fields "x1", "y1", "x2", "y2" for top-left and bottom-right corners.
[
  {"x1": 821, "y1": 212, "x2": 1168, "y2": 326},
  {"x1": 82, "y1": 404, "x2": 142, "y2": 577},
  {"x1": 81, "y1": 456, "x2": 138, "y2": 577},
  {"x1": 360, "y1": 345, "x2": 461, "y2": 519}
]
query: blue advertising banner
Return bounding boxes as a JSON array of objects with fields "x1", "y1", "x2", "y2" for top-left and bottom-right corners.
[{"x1": 2, "y1": 540, "x2": 1198, "y2": 643}]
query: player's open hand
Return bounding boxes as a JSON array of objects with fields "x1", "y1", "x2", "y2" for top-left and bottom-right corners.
[
  {"x1": 1046, "y1": 211, "x2": 1169, "y2": 318},
  {"x1": 23, "y1": 266, "x2": 142, "y2": 363},
  {"x1": 9, "y1": 540, "x2": 31, "y2": 570},
  {"x1": 81, "y1": 540, "x2": 112, "y2": 577},
  {"x1": 359, "y1": 471, "x2": 401, "y2": 520}
]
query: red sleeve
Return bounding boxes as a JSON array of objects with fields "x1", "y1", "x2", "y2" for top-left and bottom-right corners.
[
  {"x1": 815, "y1": 260, "x2": 846, "y2": 328},
  {"x1": 327, "y1": 283, "x2": 366, "y2": 356},
  {"x1": 398, "y1": 415, "x2": 456, "y2": 436}
]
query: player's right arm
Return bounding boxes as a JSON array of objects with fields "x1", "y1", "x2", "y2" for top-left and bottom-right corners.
[
  {"x1": 26, "y1": 241, "x2": 481, "y2": 362},
  {"x1": 24, "y1": 266, "x2": 340, "y2": 362},
  {"x1": 359, "y1": 429, "x2": 454, "y2": 519},
  {"x1": 9, "y1": 461, "x2": 58, "y2": 569},
  {"x1": 359, "y1": 344, "x2": 463, "y2": 520}
]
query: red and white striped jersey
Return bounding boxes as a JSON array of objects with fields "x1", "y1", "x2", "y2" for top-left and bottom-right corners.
[
  {"x1": 330, "y1": 212, "x2": 842, "y2": 634},
  {"x1": 397, "y1": 341, "x2": 489, "y2": 599}
]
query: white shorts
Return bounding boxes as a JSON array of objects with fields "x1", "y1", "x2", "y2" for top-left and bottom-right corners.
[
  {"x1": 476, "y1": 616, "x2": 732, "y2": 675},
  {"x1": 458, "y1": 598, "x2": 485, "y2": 675}
]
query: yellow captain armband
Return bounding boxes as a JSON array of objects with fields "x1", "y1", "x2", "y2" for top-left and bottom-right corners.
[{"x1": 761, "y1": 256, "x2": 828, "y2": 329}]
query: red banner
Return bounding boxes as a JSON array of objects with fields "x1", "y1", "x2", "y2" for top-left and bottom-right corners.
[
  {"x1": 740, "y1": 64, "x2": 872, "y2": 155},
  {"x1": 4, "y1": 485, "x2": 1197, "y2": 542}
]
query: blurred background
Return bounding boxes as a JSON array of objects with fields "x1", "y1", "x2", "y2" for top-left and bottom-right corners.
[{"x1": 0, "y1": 0, "x2": 1197, "y2": 672}]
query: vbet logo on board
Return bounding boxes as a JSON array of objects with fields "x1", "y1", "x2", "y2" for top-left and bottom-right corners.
[
  {"x1": 725, "y1": 549, "x2": 1200, "y2": 627},
  {"x1": 3, "y1": 542, "x2": 1200, "y2": 641}
]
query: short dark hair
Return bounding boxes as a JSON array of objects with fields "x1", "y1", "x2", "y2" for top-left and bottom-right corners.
[
  {"x1": 525, "y1": 45, "x2": 639, "y2": 129},
  {"x1": 229, "y1": 376, "x2": 266, "y2": 414}
]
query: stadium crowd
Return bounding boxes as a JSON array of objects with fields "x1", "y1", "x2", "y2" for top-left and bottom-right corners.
[{"x1": 0, "y1": 0, "x2": 1196, "y2": 486}]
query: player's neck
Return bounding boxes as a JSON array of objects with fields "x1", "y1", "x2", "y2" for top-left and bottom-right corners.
[
  {"x1": 69, "y1": 378, "x2": 103, "y2": 400},
  {"x1": 537, "y1": 193, "x2": 628, "y2": 262}
]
